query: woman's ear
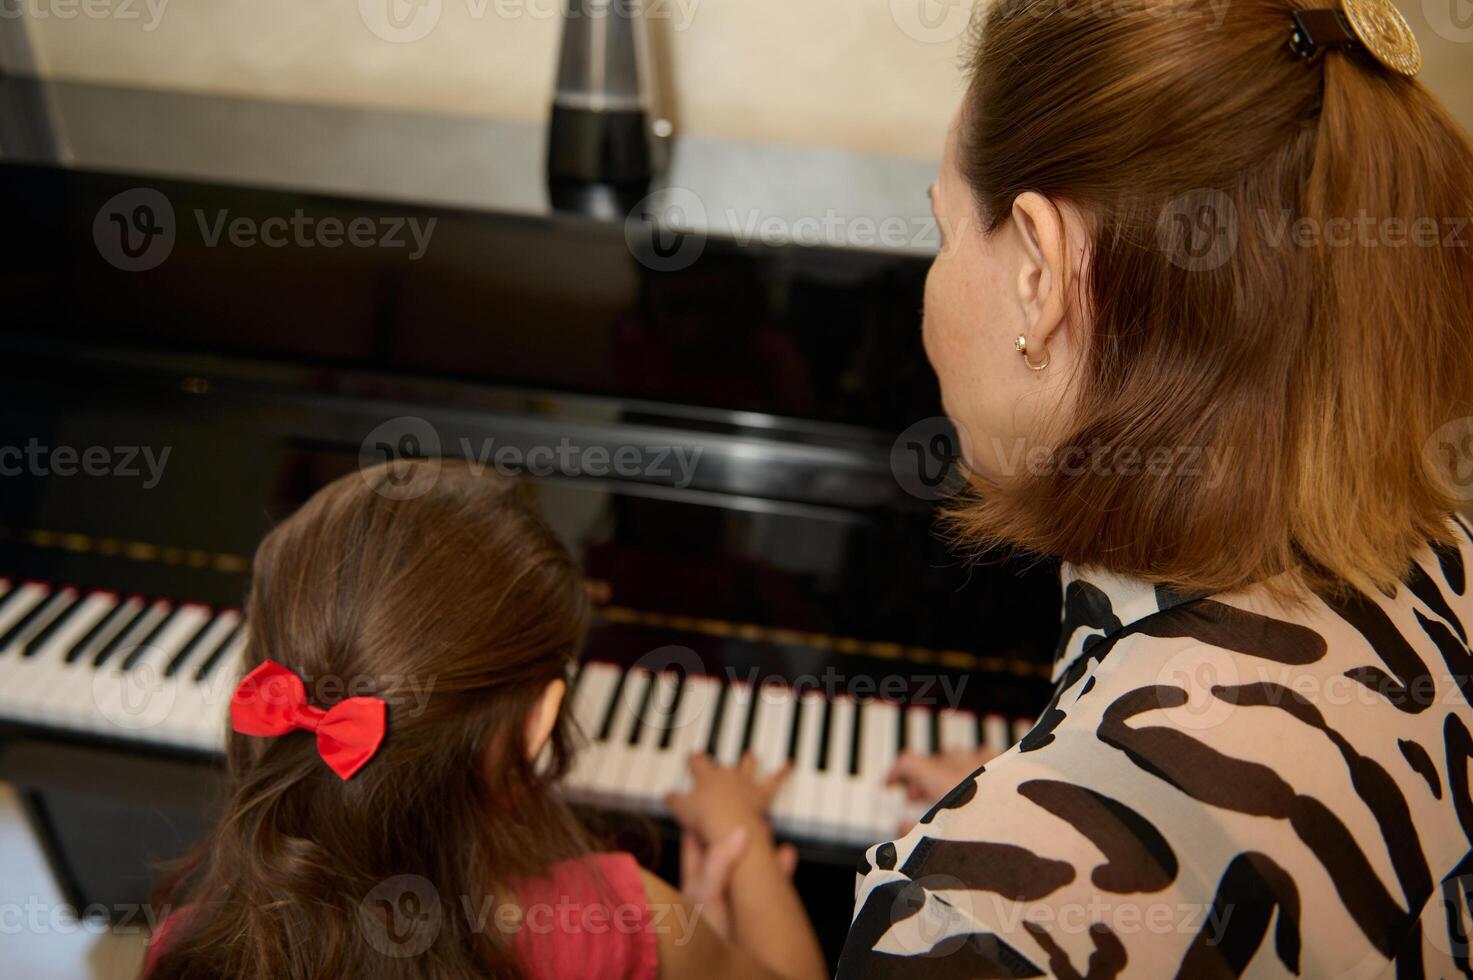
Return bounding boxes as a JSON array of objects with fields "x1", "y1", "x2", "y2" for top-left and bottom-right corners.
[
  {"x1": 524, "y1": 677, "x2": 567, "y2": 760},
  {"x1": 1009, "y1": 191, "x2": 1087, "y2": 363}
]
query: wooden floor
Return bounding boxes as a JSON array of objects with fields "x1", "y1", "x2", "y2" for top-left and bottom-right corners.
[{"x1": 0, "y1": 783, "x2": 148, "y2": 980}]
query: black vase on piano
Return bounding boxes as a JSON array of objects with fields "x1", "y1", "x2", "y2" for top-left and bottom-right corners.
[{"x1": 546, "y1": 0, "x2": 664, "y2": 216}]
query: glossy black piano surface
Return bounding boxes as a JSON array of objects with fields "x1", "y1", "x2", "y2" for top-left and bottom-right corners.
[{"x1": 0, "y1": 157, "x2": 1061, "y2": 963}]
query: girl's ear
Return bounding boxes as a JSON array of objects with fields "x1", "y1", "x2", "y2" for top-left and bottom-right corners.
[{"x1": 524, "y1": 677, "x2": 567, "y2": 760}]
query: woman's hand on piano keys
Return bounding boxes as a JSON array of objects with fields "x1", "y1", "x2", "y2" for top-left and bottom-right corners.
[{"x1": 885, "y1": 747, "x2": 997, "y2": 833}]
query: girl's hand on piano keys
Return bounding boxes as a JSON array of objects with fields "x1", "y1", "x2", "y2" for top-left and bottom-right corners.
[
  {"x1": 663, "y1": 754, "x2": 825, "y2": 980},
  {"x1": 665, "y1": 752, "x2": 789, "y2": 844}
]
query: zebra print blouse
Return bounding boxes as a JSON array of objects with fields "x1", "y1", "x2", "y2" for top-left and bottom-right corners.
[{"x1": 839, "y1": 518, "x2": 1473, "y2": 978}]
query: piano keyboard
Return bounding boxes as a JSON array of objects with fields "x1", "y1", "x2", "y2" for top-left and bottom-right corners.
[
  {"x1": 0, "y1": 579, "x2": 1034, "y2": 848},
  {"x1": 0, "y1": 578, "x2": 247, "y2": 750},
  {"x1": 561, "y1": 662, "x2": 1032, "y2": 846}
]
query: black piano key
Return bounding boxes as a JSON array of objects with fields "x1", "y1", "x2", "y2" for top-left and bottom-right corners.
[
  {"x1": 164, "y1": 615, "x2": 220, "y2": 678},
  {"x1": 19, "y1": 590, "x2": 82, "y2": 658},
  {"x1": 627, "y1": 672, "x2": 658, "y2": 746},
  {"x1": 739, "y1": 686, "x2": 764, "y2": 757},
  {"x1": 67, "y1": 599, "x2": 136, "y2": 664},
  {"x1": 95, "y1": 602, "x2": 163, "y2": 669},
  {"x1": 704, "y1": 683, "x2": 730, "y2": 757},
  {"x1": 769, "y1": 692, "x2": 797, "y2": 764},
  {"x1": 929, "y1": 707, "x2": 942, "y2": 754},
  {"x1": 193, "y1": 622, "x2": 242, "y2": 682},
  {"x1": 69, "y1": 595, "x2": 142, "y2": 666},
  {"x1": 0, "y1": 586, "x2": 56, "y2": 653},
  {"x1": 849, "y1": 700, "x2": 865, "y2": 776},
  {"x1": 596, "y1": 669, "x2": 629, "y2": 742},
  {"x1": 658, "y1": 673, "x2": 687, "y2": 750},
  {"x1": 119, "y1": 606, "x2": 179, "y2": 670},
  {"x1": 815, "y1": 696, "x2": 834, "y2": 772},
  {"x1": 977, "y1": 712, "x2": 987, "y2": 750},
  {"x1": 786, "y1": 694, "x2": 804, "y2": 761}
]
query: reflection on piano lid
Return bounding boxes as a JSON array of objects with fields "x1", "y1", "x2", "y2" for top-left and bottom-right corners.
[{"x1": 0, "y1": 578, "x2": 1034, "y2": 848}]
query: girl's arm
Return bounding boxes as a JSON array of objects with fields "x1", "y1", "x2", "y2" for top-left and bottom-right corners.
[
  {"x1": 662, "y1": 754, "x2": 828, "y2": 980},
  {"x1": 639, "y1": 867, "x2": 824, "y2": 980}
]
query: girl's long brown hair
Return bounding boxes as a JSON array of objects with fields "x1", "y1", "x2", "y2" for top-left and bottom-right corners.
[
  {"x1": 146, "y1": 460, "x2": 592, "y2": 979},
  {"x1": 951, "y1": 0, "x2": 1473, "y2": 598}
]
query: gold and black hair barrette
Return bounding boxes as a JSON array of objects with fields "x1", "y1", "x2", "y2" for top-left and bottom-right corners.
[{"x1": 1289, "y1": 0, "x2": 1422, "y2": 77}]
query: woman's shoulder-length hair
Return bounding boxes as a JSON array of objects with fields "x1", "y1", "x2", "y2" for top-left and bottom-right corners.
[{"x1": 950, "y1": 0, "x2": 1473, "y2": 600}]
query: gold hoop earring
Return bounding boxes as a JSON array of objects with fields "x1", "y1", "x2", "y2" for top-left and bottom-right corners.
[{"x1": 1015, "y1": 334, "x2": 1049, "y2": 372}]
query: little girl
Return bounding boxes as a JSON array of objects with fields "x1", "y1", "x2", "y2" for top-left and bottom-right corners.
[{"x1": 143, "y1": 460, "x2": 827, "y2": 980}]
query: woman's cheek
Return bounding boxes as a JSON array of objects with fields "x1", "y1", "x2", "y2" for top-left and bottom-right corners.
[
  {"x1": 922, "y1": 260, "x2": 962, "y2": 386},
  {"x1": 920, "y1": 262, "x2": 942, "y2": 373}
]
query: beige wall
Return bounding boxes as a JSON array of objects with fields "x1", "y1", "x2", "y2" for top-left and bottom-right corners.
[
  {"x1": 16, "y1": 0, "x2": 973, "y2": 159},
  {"x1": 13, "y1": 0, "x2": 1473, "y2": 160}
]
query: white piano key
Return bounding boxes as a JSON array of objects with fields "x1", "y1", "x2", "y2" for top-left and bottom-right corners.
[
  {"x1": 92, "y1": 605, "x2": 209, "y2": 739},
  {"x1": 605, "y1": 669, "x2": 650, "y2": 746},
  {"x1": 194, "y1": 629, "x2": 249, "y2": 750},
  {"x1": 620, "y1": 670, "x2": 679, "y2": 810},
  {"x1": 1012, "y1": 717, "x2": 1034, "y2": 746},
  {"x1": 156, "y1": 611, "x2": 242, "y2": 746},
  {"x1": 748, "y1": 683, "x2": 796, "y2": 780},
  {"x1": 827, "y1": 697, "x2": 856, "y2": 772},
  {"x1": 939, "y1": 708, "x2": 979, "y2": 752},
  {"x1": 983, "y1": 714, "x2": 1011, "y2": 755},
  {"x1": 713, "y1": 682, "x2": 753, "y2": 767},
  {"x1": 569, "y1": 663, "x2": 622, "y2": 736},
  {"x1": 858, "y1": 699, "x2": 900, "y2": 778},
  {"x1": 1, "y1": 591, "x2": 116, "y2": 723},
  {"x1": 31, "y1": 597, "x2": 144, "y2": 722},
  {"x1": 898, "y1": 705, "x2": 938, "y2": 831},
  {"x1": 858, "y1": 698, "x2": 905, "y2": 837},
  {"x1": 905, "y1": 705, "x2": 934, "y2": 756},
  {"x1": 71, "y1": 597, "x2": 146, "y2": 667},
  {"x1": 0, "y1": 587, "x2": 78, "y2": 658},
  {"x1": 586, "y1": 668, "x2": 650, "y2": 803},
  {"x1": 0, "y1": 582, "x2": 49, "y2": 639},
  {"x1": 822, "y1": 696, "x2": 864, "y2": 840},
  {"x1": 661, "y1": 674, "x2": 720, "y2": 795},
  {"x1": 47, "y1": 599, "x2": 168, "y2": 732},
  {"x1": 642, "y1": 671, "x2": 681, "y2": 741},
  {"x1": 565, "y1": 662, "x2": 622, "y2": 796},
  {"x1": 779, "y1": 690, "x2": 826, "y2": 840}
]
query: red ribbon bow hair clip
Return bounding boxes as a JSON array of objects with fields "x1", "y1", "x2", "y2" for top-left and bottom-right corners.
[{"x1": 230, "y1": 660, "x2": 387, "y2": 781}]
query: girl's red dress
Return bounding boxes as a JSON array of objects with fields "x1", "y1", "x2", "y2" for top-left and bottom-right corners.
[{"x1": 144, "y1": 852, "x2": 659, "y2": 979}]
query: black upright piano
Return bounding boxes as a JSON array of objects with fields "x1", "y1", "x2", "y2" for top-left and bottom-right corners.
[{"x1": 0, "y1": 76, "x2": 1060, "y2": 962}]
